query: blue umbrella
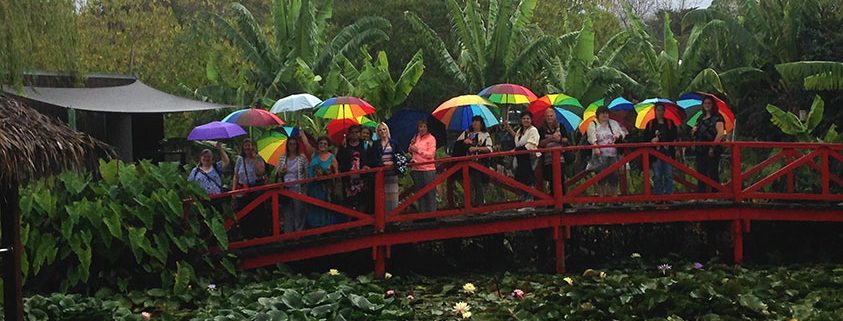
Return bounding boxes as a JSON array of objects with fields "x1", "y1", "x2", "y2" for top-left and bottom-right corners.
[{"x1": 386, "y1": 109, "x2": 447, "y2": 151}]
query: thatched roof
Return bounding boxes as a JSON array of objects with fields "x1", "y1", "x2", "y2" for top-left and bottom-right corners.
[{"x1": 0, "y1": 95, "x2": 112, "y2": 186}]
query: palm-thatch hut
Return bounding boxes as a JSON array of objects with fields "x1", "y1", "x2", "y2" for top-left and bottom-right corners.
[{"x1": 0, "y1": 95, "x2": 111, "y2": 321}]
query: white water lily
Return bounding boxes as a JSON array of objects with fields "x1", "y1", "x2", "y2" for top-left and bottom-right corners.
[
  {"x1": 328, "y1": 269, "x2": 340, "y2": 276},
  {"x1": 462, "y1": 283, "x2": 476, "y2": 294},
  {"x1": 453, "y1": 302, "x2": 471, "y2": 315}
]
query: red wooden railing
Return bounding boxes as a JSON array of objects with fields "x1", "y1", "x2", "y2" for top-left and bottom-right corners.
[{"x1": 185, "y1": 141, "x2": 843, "y2": 273}]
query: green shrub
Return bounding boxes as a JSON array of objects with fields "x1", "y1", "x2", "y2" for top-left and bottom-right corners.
[{"x1": 19, "y1": 159, "x2": 234, "y2": 294}]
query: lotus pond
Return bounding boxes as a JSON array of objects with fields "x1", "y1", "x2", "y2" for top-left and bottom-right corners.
[{"x1": 15, "y1": 261, "x2": 843, "y2": 321}]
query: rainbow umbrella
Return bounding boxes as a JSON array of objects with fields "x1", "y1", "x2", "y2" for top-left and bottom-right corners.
[
  {"x1": 432, "y1": 95, "x2": 500, "y2": 131},
  {"x1": 677, "y1": 92, "x2": 735, "y2": 132},
  {"x1": 578, "y1": 97, "x2": 634, "y2": 134},
  {"x1": 478, "y1": 83, "x2": 539, "y2": 104},
  {"x1": 327, "y1": 116, "x2": 377, "y2": 146},
  {"x1": 222, "y1": 108, "x2": 285, "y2": 127},
  {"x1": 527, "y1": 94, "x2": 584, "y2": 132},
  {"x1": 633, "y1": 98, "x2": 685, "y2": 129},
  {"x1": 256, "y1": 127, "x2": 301, "y2": 165},
  {"x1": 314, "y1": 96, "x2": 376, "y2": 120}
]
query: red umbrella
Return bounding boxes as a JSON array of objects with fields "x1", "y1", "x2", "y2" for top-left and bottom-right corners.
[{"x1": 326, "y1": 117, "x2": 377, "y2": 146}]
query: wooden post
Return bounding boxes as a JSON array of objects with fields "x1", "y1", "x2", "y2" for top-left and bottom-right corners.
[
  {"x1": 374, "y1": 170, "x2": 385, "y2": 232},
  {"x1": 554, "y1": 225, "x2": 567, "y2": 274},
  {"x1": 552, "y1": 150, "x2": 563, "y2": 209},
  {"x1": 271, "y1": 192, "x2": 280, "y2": 237},
  {"x1": 1, "y1": 185, "x2": 24, "y2": 321},
  {"x1": 462, "y1": 164, "x2": 471, "y2": 209},
  {"x1": 642, "y1": 149, "x2": 651, "y2": 196},
  {"x1": 373, "y1": 246, "x2": 386, "y2": 278},
  {"x1": 731, "y1": 220, "x2": 744, "y2": 265},
  {"x1": 731, "y1": 144, "x2": 743, "y2": 202}
]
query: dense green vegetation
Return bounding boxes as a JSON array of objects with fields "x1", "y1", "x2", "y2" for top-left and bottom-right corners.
[{"x1": 7, "y1": 263, "x2": 843, "y2": 320}]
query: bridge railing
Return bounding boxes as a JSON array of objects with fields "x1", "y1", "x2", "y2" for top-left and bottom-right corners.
[{"x1": 185, "y1": 141, "x2": 843, "y2": 251}]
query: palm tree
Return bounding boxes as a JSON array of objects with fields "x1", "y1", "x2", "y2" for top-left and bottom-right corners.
[
  {"x1": 207, "y1": 0, "x2": 391, "y2": 101},
  {"x1": 404, "y1": 0, "x2": 553, "y2": 92}
]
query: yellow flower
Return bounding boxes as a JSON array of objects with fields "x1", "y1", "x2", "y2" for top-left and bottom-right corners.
[
  {"x1": 384, "y1": 272, "x2": 393, "y2": 280},
  {"x1": 563, "y1": 277, "x2": 574, "y2": 286},
  {"x1": 631, "y1": 252, "x2": 642, "y2": 258},
  {"x1": 453, "y1": 302, "x2": 471, "y2": 315},
  {"x1": 461, "y1": 311, "x2": 473, "y2": 319},
  {"x1": 328, "y1": 269, "x2": 340, "y2": 276},
  {"x1": 462, "y1": 283, "x2": 476, "y2": 294},
  {"x1": 599, "y1": 271, "x2": 607, "y2": 279}
]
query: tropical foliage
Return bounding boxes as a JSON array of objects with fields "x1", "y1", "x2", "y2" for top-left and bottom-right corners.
[
  {"x1": 767, "y1": 95, "x2": 842, "y2": 142},
  {"x1": 18, "y1": 160, "x2": 232, "y2": 294},
  {"x1": 405, "y1": 0, "x2": 552, "y2": 92},
  {"x1": 206, "y1": 0, "x2": 391, "y2": 102}
]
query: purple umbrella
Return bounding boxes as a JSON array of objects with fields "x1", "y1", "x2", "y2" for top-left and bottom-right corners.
[{"x1": 187, "y1": 121, "x2": 247, "y2": 141}]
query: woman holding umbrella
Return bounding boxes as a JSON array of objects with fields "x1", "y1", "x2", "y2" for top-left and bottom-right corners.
[
  {"x1": 233, "y1": 139, "x2": 267, "y2": 189},
  {"x1": 692, "y1": 96, "x2": 726, "y2": 193},
  {"x1": 586, "y1": 106, "x2": 628, "y2": 198},
  {"x1": 274, "y1": 132, "x2": 314, "y2": 233},
  {"x1": 503, "y1": 111, "x2": 540, "y2": 209},
  {"x1": 456, "y1": 115, "x2": 494, "y2": 205},
  {"x1": 187, "y1": 142, "x2": 231, "y2": 195},
  {"x1": 644, "y1": 103, "x2": 679, "y2": 196}
]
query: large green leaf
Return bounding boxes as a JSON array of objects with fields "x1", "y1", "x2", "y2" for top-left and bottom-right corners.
[
  {"x1": 173, "y1": 261, "x2": 194, "y2": 295},
  {"x1": 207, "y1": 217, "x2": 229, "y2": 251},
  {"x1": 776, "y1": 61, "x2": 843, "y2": 89},
  {"x1": 804, "y1": 95, "x2": 824, "y2": 132},
  {"x1": 766, "y1": 104, "x2": 805, "y2": 136},
  {"x1": 405, "y1": 11, "x2": 468, "y2": 86}
]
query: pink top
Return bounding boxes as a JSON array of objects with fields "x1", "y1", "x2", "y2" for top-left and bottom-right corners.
[{"x1": 410, "y1": 133, "x2": 437, "y2": 171}]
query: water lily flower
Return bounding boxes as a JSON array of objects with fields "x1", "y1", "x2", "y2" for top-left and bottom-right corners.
[
  {"x1": 599, "y1": 271, "x2": 607, "y2": 279},
  {"x1": 328, "y1": 269, "x2": 340, "y2": 276},
  {"x1": 384, "y1": 272, "x2": 393, "y2": 280},
  {"x1": 406, "y1": 294, "x2": 415, "y2": 301},
  {"x1": 461, "y1": 311, "x2": 473, "y2": 319},
  {"x1": 141, "y1": 312, "x2": 151, "y2": 320},
  {"x1": 386, "y1": 289, "x2": 395, "y2": 297},
  {"x1": 207, "y1": 284, "x2": 216, "y2": 290},
  {"x1": 462, "y1": 283, "x2": 476, "y2": 294},
  {"x1": 512, "y1": 289, "x2": 525, "y2": 299},
  {"x1": 563, "y1": 277, "x2": 574, "y2": 286},
  {"x1": 631, "y1": 252, "x2": 642, "y2": 258},
  {"x1": 657, "y1": 264, "x2": 672, "y2": 275},
  {"x1": 453, "y1": 302, "x2": 471, "y2": 315},
  {"x1": 693, "y1": 262, "x2": 704, "y2": 270}
]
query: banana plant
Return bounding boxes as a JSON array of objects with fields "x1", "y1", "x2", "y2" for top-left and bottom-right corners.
[
  {"x1": 766, "y1": 95, "x2": 842, "y2": 143},
  {"x1": 340, "y1": 49, "x2": 425, "y2": 122},
  {"x1": 404, "y1": 0, "x2": 552, "y2": 92},
  {"x1": 776, "y1": 61, "x2": 843, "y2": 91},
  {"x1": 206, "y1": 0, "x2": 390, "y2": 99},
  {"x1": 544, "y1": 18, "x2": 646, "y2": 103},
  {"x1": 629, "y1": 8, "x2": 763, "y2": 100}
]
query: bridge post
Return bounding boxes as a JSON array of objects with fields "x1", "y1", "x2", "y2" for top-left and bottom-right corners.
[
  {"x1": 374, "y1": 170, "x2": 385, "y2": 233},
  {"x1": 373, "y1": 246, "x2": 386, "y2": 278},
  {"x1": 642, "y1": 149, "x2": 651, "y2": 196},
  {"x1": 552, "y1": 150, "x2": 563, "y2": 209},
  {"x1": 462, "y1": 164, "x2": 472, "y2": 209},
  {"x1": 731, "y1": 144, "x2": 743, "y2": 202},
  {"x1": 554, "y1": 225, "x2": 567, "y2": 274},
  {"x1": 731, "y1": 220, "x2": 744, "y2": 265}
]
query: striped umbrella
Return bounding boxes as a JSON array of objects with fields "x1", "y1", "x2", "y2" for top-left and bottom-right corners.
[
  {"x1": 634, "y1": 98, "x2": 685, "y2": 129},
  {"x1": 314, "y1": 96, "x2": 376, "y2": 120},
  {"x1": 527, "y1": 94, "x2": 584, "y2": 132},
  {"x1": 478, "y1": 83, "x2": 539, "y2": 104},
  {"x1": 432, "y1": 95, "x2": 500, "y2": 131},
  {"x1": 222, "y1": 108, "x2": 285, "y2": 127},
  {"x1": 578, "y1": 97, "x2": 634, "y2": 134}
]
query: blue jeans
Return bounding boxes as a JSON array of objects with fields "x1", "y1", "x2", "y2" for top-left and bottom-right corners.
[{"x1": 652, "y1": 157, "x2": 673, "y2": 195}]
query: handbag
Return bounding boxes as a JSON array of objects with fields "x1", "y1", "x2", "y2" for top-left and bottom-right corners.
[
  {"x1": 393, "y1": 153, "x2": 409, "y2": 175},
  {"x1": 586, "y1": 155, "x2": 609, "y2": 172}
]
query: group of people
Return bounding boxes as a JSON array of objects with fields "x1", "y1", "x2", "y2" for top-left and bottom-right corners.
[{"x1": 188, "y1": 96, "x2": 727, "y2": 232}]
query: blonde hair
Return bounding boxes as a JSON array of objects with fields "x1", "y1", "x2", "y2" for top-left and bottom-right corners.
[{"x1": 376, "y1": 122, "x2": 391, "y2": 141}]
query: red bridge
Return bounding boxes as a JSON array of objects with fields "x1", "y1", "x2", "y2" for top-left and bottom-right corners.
[{"x1": 187, "y1": 142, "x2": 843, "y2": 276}]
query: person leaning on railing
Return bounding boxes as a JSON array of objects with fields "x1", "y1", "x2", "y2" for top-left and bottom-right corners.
[
  {"x1": 691, "y1": 96, "x2": 726, "y2": 194},
  {"x1": 586, "y1": 106, "x2": 627, "y2": 198},
  {"x1": 455, "y1": 115, "x2": 494, "y2": 205},
  {"x1": 538, "y1": 108, "x2": 569, "y2": 196},
  {"x1": 409, "y1": 120, "x2": 438, "y2": 213},
  {"x1": 232, "y1": 138, "x2": 269, "y2": 237},
  {"x1": 503, "y1": 111, "x2": 540, "y2": 211}
]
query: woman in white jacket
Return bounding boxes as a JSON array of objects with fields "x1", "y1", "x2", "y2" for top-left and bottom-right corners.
[
  {"x1": 586, "y1": 106, "x2": 627, "y2": 197},
  {"x1": 503, "y1": 111, "x2": 540, "y2": 206}
]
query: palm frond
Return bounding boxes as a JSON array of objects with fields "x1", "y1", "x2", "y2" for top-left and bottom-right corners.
[
  {"x1": 512, "y1": 0, "x2": 537, "y2": 33},
  {"x1": 404, "y1": 11, "x2": 468, "y2": 87},
  {"x1": 685, "y1": 68, "x2": 726, "y2": 95},
  {"x1": 315, "y1": 16, "x2": 390, "y2": 73},
  {"x1": 314, "y1": 0, "x2": 334, "y2": 44},
  {"x1": 226, "y1": 3, "x2": 274, "y2": 66},
  {"x1": 663, "y1": 13, "x2": 679, "y2": 61},
  {"x1": 776, "y1": 61, "x2": 843, "y2": 89},
  {"x1": 504, "y1": 34, "x2": 552, "y2": 80},
  {"x1": 393, "y1": 50, "x2": 425, "y2": 107}
]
